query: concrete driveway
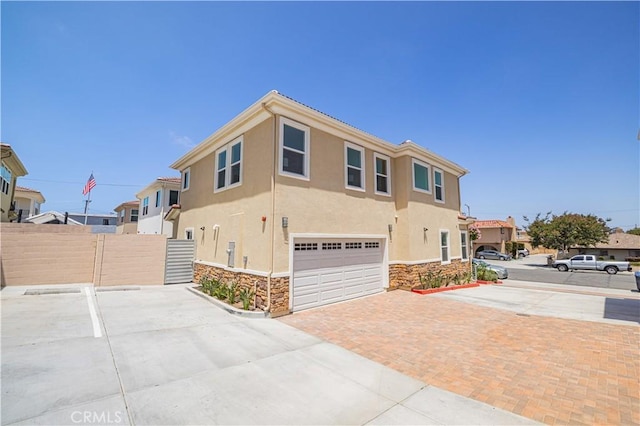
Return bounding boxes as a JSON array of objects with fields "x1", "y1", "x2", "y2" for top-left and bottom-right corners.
[{"x1": 1, "y1": 284, "x2": 534, "y2": 426}]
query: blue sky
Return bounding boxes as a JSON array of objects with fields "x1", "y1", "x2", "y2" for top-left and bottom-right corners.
[{"x1": 3, "y1": 1, "x2": 638, "y2": 229}]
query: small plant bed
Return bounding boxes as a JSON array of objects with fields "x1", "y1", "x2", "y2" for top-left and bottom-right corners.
[
  {"x1": 411, "y1": 270, "x2": 477, "y2": 295},
  {"x1": 196, "y1": 275, "x2": 264, "y2": 316},
  {"x1": 411, "y1": 282, "x2": 480, "y2": 295}
]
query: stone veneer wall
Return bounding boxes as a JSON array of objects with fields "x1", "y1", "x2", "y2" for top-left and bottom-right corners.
[
  {"x1": 388, "y1": 259, "x2": 471, "y2": 291},
  {"x1": 194, "y1": 262, "x2": 290, "y2": 317}
]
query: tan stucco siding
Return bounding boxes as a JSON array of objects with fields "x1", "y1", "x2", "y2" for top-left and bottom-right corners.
[
  {"x1": 406, "y1": 201, "x2": 465, "y2": 262},
  {"x1": 176, "y1": 118, "x2": 275, "y2": 272}
]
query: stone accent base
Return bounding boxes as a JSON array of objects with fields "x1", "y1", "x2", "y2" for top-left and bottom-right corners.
[
  {"x1": 389, "y1": 259, "x2": 471, "y2": 291},
  {"x1": 194, "y1": 262, "x2": 289, "y2": 315}
]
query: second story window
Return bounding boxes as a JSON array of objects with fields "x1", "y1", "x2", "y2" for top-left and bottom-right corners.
[
  {"x1": 155, "y1": 190, "x2": 161, "y2": 208},
  {"x1": 119, "y1": 210, "x2": 124, "y2": 223},
  {"x1": 434, "y1": 169, "x2": 444, "y2": 203},
  {"x1": 215, "y1": 137, "x2": 242, "y2": 192},
  {"x1": 1, "y1": 163, "x2": 11, "y2": 195},
  {"x1": 412, "y1": 159, "x2": 431, "y2": 194},
  {"x1": 142, "y1": 197, "x2": 149, "y2": 215},
  {"x1": 374, "y1": 153, "x2": 390, "y2": 195},
  {"x1": 169, "y1": 190, "x2": 179, "y2": 205},
  {"x1": 181, "y1": 168, "x2": 190, "y2": 192},
  {"x1": 131, "y1": 209, "x2": 139, "y2": 222},
  {"x1": 345, "y1": 143, "x2": 364, "y2": 191},
  {"x1": 279, "y1": 118, "x2": 310, "y2": 179}
]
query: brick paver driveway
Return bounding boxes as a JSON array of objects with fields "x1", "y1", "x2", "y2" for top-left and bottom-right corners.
[{"x1": 279, "y1": 290, "x2": 639, "y2": 425}]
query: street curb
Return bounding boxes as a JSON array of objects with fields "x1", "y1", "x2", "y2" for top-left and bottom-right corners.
[{"x1": 185, "y1": 286, "x2": 270, "y2": 319}]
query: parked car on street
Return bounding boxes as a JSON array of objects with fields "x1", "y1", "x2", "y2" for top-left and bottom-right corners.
[
  {"x1": 472, "y1": 258, "x2": 508, "y2": 279},
  {"x1": 517, "y1": 248, "x2": 530, "y2": 258},
  {"x1": 552, "y1": 255, "x2": 632, "y2": 275},
  {"x1": 475, "y1": 249, "x2": 512, "y2": 261}
]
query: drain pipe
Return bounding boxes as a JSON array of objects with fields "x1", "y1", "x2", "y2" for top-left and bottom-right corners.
[{"x1": 262, "y1": 101, "x2": 277, "y2": 314}]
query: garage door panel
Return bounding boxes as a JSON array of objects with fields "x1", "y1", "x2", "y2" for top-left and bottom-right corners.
[{"x1": 292, "y1": 237, "x2": 385, "y2": 311}]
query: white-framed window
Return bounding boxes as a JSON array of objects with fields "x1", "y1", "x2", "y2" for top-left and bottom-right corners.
[
  {"x1": 345, "y1": 142, "x2": 364, "y2": 191},
  {"x1": 155, "y1": 190, "x2": 161, "y2": 208},
  {"x1": 142, "y1": 197, "x2": 149, "y2": 215},
  {"x1": 1, "y1": 162, "x2": 11, "y2": 195},
  {"x1": 412, "y1": 159, "x2": 431, "y2": 194},
  {"x1": 374, "y1": 153, "x2": 391, "y2": 195},
  {"x1": 185, "y1": 227, "x2": 194, "y2": 240},
  {"x1": 434, "y1": 168, "x2": 445, "y2": 203},
  {"x1": 440, "y1": 230, "x2": 450, "y2": 264},
  {"x1": 279, "y1": 117, "x2": 310, "y2": 180},
  {"x1": 181, "y1": 168, "x2": 190, "y2": 192},
  {"x1": 215, "y1": 137, "x2": 243, "y2": 192},
  {"x1": 460, "y1": 231, "x2": 468, "y2": 261},
  {"x1": 131, "y1": 209, "x2": 139, "y2": 222}
]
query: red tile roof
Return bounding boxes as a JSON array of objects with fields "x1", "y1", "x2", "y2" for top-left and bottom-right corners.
[
  {"x1": 157, "y1": 177, "x2": 181, "y2": 183},
  {"x1": 15, "y1": 185, "x2": 41, "y2": 193},
  {"x1": 473, "y1": 220, "x2": 514, "y2": 229}
]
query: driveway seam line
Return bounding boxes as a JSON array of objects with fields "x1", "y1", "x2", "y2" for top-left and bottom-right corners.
[{"x1": 94, "y1": 287, "x2": 136, "y2": 426}]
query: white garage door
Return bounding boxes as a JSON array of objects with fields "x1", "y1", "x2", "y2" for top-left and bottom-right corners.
[{"x1": 292, "y1": 238, "x2": 385, "y2": 311}]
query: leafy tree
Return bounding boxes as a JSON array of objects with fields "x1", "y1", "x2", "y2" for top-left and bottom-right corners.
[
  {"x1": 627, "y1": 227, "x2": 640, "y2": 236},
  {"x1": 523, "y1": 211, "x2": 609, "y2": 251}
]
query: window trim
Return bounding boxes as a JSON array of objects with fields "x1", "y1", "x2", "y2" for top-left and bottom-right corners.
[
  {"x1": 344, "y1": 142, "x2": 365, "y2": 192},
  {"x1": 412, "y1": 159, "x2": 432, "y2": 194},
  {"x1": 181, "y1": 168, "x2": 190, "y2": 192},
  {"x1": 184, "y1": 227, "x2": 194, "y2": 240},
  {"x1": 279, "y1": 117, "x2": 310, "y2": 180},
  {"x1": 434, "y1": 168, "x2": 445, "y2": 203},
  {"x1": 460, "y1": 231, "x2": 469, "y2": 261},
  {"x1": 214, "y1": 136, "x2": 243, "y2": 193},
  {"x1": 373, "y1": 152, "x2": 391, "y2": 196},
  {"x1": 440, "y1": 229, "x2": 451, "y2": 265},
  {"x1": 142, "y1": 197, "x2": 149, "y2": 216}
]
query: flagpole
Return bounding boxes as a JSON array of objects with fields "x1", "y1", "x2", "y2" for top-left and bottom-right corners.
[{"x1": 84, "y1": 190, "x2": 91, "y2": 225}]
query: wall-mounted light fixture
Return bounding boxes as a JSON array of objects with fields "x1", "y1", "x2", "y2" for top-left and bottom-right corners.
[
  {"x1": 200, "y1": 226, "x2": 205, "y2": 231},
  {"x1": 423, "y1": 227, "x2": 429, "y2": 232},
  {"x1": 282, "y1": 217, "x2": 288, "y2": 228},
  {"x1": 388, "y1": 224, "x2": 393, "y2": 232},
  {"x1": 261, "y1": 216, "x2": 267, "y2": 222}
]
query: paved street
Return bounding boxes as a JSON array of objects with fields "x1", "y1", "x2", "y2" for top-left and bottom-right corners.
[
  {"x1": 488, "y1": 254, "x2": 638, "y2": 291},
  {"x1": 280, "y1": 283, "x2": 640, "y2": 425}
]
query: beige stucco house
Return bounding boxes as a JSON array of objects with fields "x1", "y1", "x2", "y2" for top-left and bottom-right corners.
[
  {"x1": 1, "y1": 144, "x2": 28, "y2": 223},
  {"x1": 569, "y1": 229, "x2": 640, "y2": 261},
  {"x1": 114, "y1": 200, "x2": 140, "y2": 234},
  {"x1": 170, "y1": 91, "x2": 472, "y2": 316},
  {"x1": 13, "y1": 186, "x2": 45, "y2": 222}
]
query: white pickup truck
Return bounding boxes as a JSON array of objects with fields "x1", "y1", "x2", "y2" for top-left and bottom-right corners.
[{"x1": 552, "y1": 255, "x2": 632, "y2": 275}]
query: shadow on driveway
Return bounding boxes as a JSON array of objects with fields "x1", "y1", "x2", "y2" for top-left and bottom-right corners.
[{"x1": 604, "y1": 298, "x2": 640, "y2": 323}]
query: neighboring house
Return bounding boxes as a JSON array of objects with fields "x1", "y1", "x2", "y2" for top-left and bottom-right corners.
[
  {"x1": 569, "y1": 229, "x2": 640, "y2": 261},
  {"x1": 136, "y1": 177, "x2": 180, "y2": 236},
  {"x1": 67, "y1": 213, "x2": 117, "y2": 234},
  {"x1": 1, "y1": 143, "x2": 29, "y2": 222},
  {"x1": 472, "y1": 218, "x2": 516, "y2": 255},
  {"x1": 24, "y1": 211, "x2": 83, "y2": 225},
  {"x1": 169, "y1": 90, "x2": 471, "y2": 316},
  {"x1": 13, "y1": 186, "x2": 45, "y2": 222},
  {"x1": 114, "y1": 200, "x2": 140, "y2": 234}
]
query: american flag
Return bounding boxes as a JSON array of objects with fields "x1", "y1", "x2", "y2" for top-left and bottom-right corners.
[{"x1": 82, "y1": 173, "x2": 96, "y2": 195}]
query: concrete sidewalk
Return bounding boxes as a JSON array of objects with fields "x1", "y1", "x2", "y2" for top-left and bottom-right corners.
[
  {"x1": 1, "y1": 284, "x2": 536, "y2": 426},
  {"x1": 434, "y1": 279, "x2": 640, "y2": 325}
]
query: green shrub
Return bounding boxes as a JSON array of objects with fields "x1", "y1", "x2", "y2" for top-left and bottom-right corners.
[
  {"x1": 227, "y1": 282, "x2": 239, "y2": 305},
  {"x1": 239, "y1": 287, "x2": 255, "y2": 310}
]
